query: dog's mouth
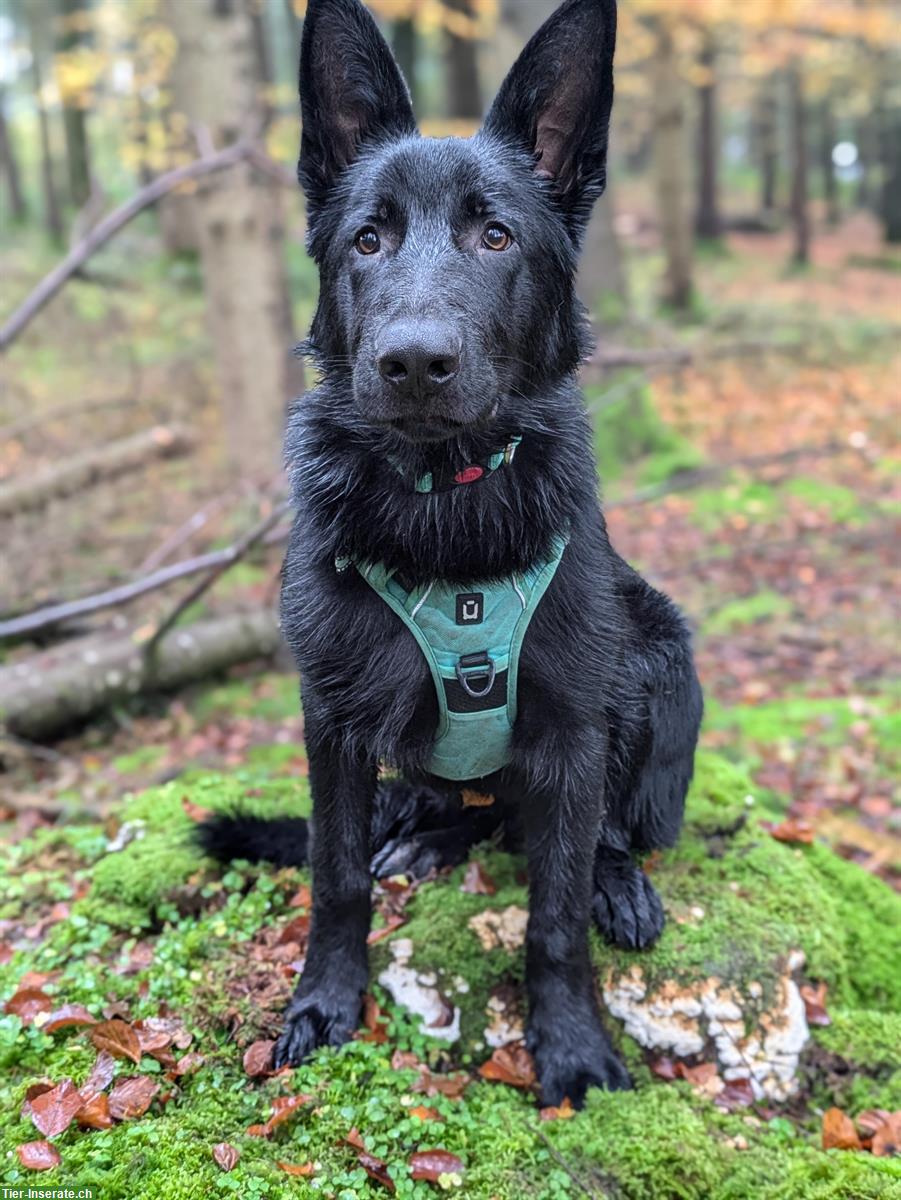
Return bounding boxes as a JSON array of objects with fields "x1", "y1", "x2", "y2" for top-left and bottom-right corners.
[{"x1": 382, "y1": 399, "x2": 500, "y2": 444}]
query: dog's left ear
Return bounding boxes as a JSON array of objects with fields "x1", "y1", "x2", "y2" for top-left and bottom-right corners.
[{"x1": 483, "y1": 0, "x2": 616, "y2": 235}]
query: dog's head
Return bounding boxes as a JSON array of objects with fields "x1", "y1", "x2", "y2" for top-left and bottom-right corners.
[{"x1": 300, "y1": 0, "x2": 616, "y2": 444}]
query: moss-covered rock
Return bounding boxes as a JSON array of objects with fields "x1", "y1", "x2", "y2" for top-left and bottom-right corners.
[{"x1": 1, "y1": 749, "x2": 898, "y2": 1198}]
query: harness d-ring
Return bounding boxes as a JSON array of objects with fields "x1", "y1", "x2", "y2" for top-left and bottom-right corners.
[{"x1": 456, "y1": 658, "x2": 496, "y2": 699}]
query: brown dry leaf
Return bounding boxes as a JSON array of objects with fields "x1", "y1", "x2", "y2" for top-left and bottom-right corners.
[
  {"x1": 266, "y1": 1093, "x2": 314, "y2": 1131},
  {"x1": 16, "y1": 1140, "x2": 61, "y2": 1170},
  {"x1": 764, "y1": 818, "x2": 815, "y2": 845},
  {"x1": 414, "y1": 1070, "x2": 471, "y2": 1100},
  {"x1": 246, "y1": 1123, "x2": 271, "y2": 1138},
  {"x1": 181, "y1": 796, "x2": 212, "y2": 823},
  {"x1": 243, "y1": 1039, "x2": 275, "y2": 1078},
  {"x1": 391, "y1": 1050, "x2": 422, "y2": 1072},
  {"x1": 288, "y1": 884, "x2": 312, "y2": 909},
  {"x1": 277, "y1": 914, "x2": 311, "y2": 946},
  {"x1": 278, "y1": 1161, "x2": 316, "y2": 1176},
  {"x1": 462, "y1": 789, "x2": 495, "y2": 808},
  {"x1": 650, "y1": 1057, "x2": 679, "y2": 1082},
  {"x1": 409, "y1": 1149, "x2": 465, "y2": 1181},
  {"x1": 478, "y1": 1042, "x2": 536, "y2": 1090},
  {"x1": 4, "y1": 987, "x2": 53, "y2": 1024},
  {"x1": 715, "y1": 1077, "x2": 755, "y2": 1111},
  {"x1": 75, "y1": 1093, "x2": 113, "y2": 1131},
  {"x1": 213, "y1": 1142, "x2": 240, "y2": 1172},
  {"x1": 344, "y1": 1127, "x2": 366, "y2": 1150},
  {"x1": 360, "y1": 994, "x2": 389, "y2": 1044},
  {"x1": 358, "y1": 1150, "x2": 395, "y2": 1191},
  {"x1": 460, "y1": 862, "x2": 497, "y2": 896},
  {"x1": 540, "y1": 1098, "x2": 576, "y2": 1122},
  {"x1": 28, "y1": 1079, "x2": 84, "y2": 1138},
  {"x1": 90, "y1": 1019, "x2": 141, "y2": 1065},
  {"x1": 367, "y1": 914, "x2": 406, "y2": 944},
  {"x1": 872, "y1": 1112, "x2": 901, "y2": 1157},
  {"x1": 42, "y1": 1004, "x2": 98, "y2": 1034},
  {"x1": 799, "y1": 982, "x2": 831, "y2": 1027},
  {"x1": 171, "y1": 1051, "x2": 205, "y2": 1077},
  {"x1": 81, "y1": 1051, "x2": 116, "y2": 1098},
  {"x1": 427, "y1": 993, "x2": 456, "y2": 1029},
  {"x1": 856, "y1": 1109, "x2": 892, "y2": 1137},
  {"x1": 410, "y1": 1105, "x2": 443, "y2": 1122},
  {"x1": 822, "y1": 1106, "x2": 862, "y2": 1151},
  {"x1": 108, "y1": 1076, "x2": 159, "y2": 1120},
  {"x1": 677, "y1": 1061, "x2": 720, "y2": 1088}
]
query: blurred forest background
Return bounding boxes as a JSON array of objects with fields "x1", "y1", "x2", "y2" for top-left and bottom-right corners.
[{"x1": 0, "y1": 0, "x2": 898, "y2": 887}]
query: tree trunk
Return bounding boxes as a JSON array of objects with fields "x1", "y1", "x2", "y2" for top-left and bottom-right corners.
[
  {"x1": 881, "y1": 109, "x2": 901, "y2": 243},
  {"x1": 56, "y1": 0, "x2": 92, "y2": 208},
  {"x1": 651, "y1": 18, "x2": 693, "y2": 311},
  {"x1": 27, "y1": 6, "x2": 64, "y2": 243},
  {"x1": 578, "y1": 191, "x2": 628, "y2": 324},
  {"x1": 694, "y1": 36, "x2": 720, "y2": 239},
  {"x1": 755, "y1": 84, "x2": 779, "y2": 215},
  {"x1": 444, "y1": 0, "x2": 482, "y2": 120},
  {"x1": 819, "y1": 98, "x2": 839, "y2": 226},
  {"x1": 164, "y1": 0, "x2": 295, "y2": 480},
  {"x1": 855, "y1": 113, "x2": 878, "y2": 211},
  {"x1": 0, "y1": 89, "x2": 27, "y2": 221},
  {"x1": 392, "y1": 19, "x2": 420, "y2": 114},
  {"x1": 788, "y1": 60, "x2": 810, "y2": 266},
  {"x1": 0, "y1": 610, "x2": 281, "y2": 740}
]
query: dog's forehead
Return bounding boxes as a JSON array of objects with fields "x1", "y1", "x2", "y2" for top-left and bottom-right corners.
[{"x1": 352, "y1": 136, "x2": 515, "y2": 214}]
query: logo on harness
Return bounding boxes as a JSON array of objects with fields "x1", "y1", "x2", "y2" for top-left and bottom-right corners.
[{"x1": 456, "y1": 593, "x2": 484, "y2": 625}]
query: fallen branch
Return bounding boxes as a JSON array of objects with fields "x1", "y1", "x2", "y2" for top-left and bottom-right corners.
[
  {"x1": 0, "y1": 517, "x2": 291, "y2": 641},
  {"x1": 0, "y1": 609, "x2": 281, "y2": 739},
  {"x1": 0, "y1": 137, "x2": 287, "y2": 351},
  {"x1": 0, "y1": 425, "x2": 194, "y2": 519}
]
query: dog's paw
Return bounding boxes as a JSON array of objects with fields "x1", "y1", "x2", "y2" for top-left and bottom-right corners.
[
  {"x1": 528, "y1": 1020, "x2": 632, "y2": 1108},
  {"x1": 370, "y1": 828, "x2": 467, "y2": 881},
  {"x1": 273, "y1": 989, "x2": 361, "y2": 1069},
  {"x1": 592, "y1": 853, "x2": 665, "y2": 950}
]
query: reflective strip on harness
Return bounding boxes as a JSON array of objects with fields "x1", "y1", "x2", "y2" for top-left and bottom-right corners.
[{"x1": 356, "y1": 535, "x2": 568, "y2": 780}]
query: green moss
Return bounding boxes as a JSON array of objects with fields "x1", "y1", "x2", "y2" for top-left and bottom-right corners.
[
  {"x1": 111, "y1": 745, "x2": 168, "y2": 775},
  {"x1": 587, "y1": 376, "x2": 703, "y2": 485},
  {"x1": 190, "y1": 672, "x2": 300, "y2": 722},
  {"x1": 706, "y1": 591, "x2": 794, "y2": 635}
]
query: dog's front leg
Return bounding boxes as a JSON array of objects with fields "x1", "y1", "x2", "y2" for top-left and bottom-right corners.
[
  {"x1": 274, "y1": 722, "x2": 376, "y2": 1068},
  {"x1": 514, "y1": 733, "x2": 631, "y2": 1107}
]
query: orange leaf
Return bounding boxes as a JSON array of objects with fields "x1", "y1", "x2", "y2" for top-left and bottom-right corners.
[
  {"x1": 822, "y1": 1107, "x2": 861, "y2": 1151},
  {"x1": 872, "y1": 1112, "x2": 901, "y2": 1157},
  {"x1": 278, "y1": 1161, "x2": 316, "y2": 1176},
  {"x1": 410, "y1": 1105, "x2": 442, "y2": 1122},
  {"x1": 764, "y1": 818, "x2": 815, "y2": 845},
  {"x1": 213, "y1": 1142, "x2": 240, "y2": 1172},
  {"x1": 367, "y1": 914, "x2": 406, "y2": 944},
  {"x1": 461, "y1": 789, "x2": 495, "y2": 808},
  {"x1": 75, "y1": 1093, "x2": 112, "y2": 1131},
  {"x1": 800, "y1": 982, "x2": 831, "y2": 1027},
  {"x1": 28, "y1": 1080, "x2": 84, "y2": 1138},
  {"x1": 16, "y1": 1140, "x2": 61, "y2": 1170},
  {"x1": 108, "y1": 1076, "x2": 159, "y2": 1120},
  {"x1": 478, "y1": 1042, "x2": 536, "y2": 1090},
  {"x1": 540, "y1": 1098, "x2": 576, "y2": 1121},
  {"x1": 90, "y1": 1019, "x2": 142, "y2": 1065},
  {"x1": 181, "y1": 796, "x2": 212, "y2": 823}
]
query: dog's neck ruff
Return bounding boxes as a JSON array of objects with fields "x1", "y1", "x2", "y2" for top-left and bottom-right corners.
[{"x1": 391, "y1": 435, "x2": 522, "y2": 495}]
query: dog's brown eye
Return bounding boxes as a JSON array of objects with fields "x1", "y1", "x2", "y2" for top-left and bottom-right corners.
[
  {"x1": 355, "y1": 228, "x2": 380, "y2": 255},
  {"x1": 482, "y1": 225, "x2": 512, "y2": 252}
]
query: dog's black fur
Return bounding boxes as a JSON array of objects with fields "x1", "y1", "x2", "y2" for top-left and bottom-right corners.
[{"x1": 197, "y1": 0, "x2": 703, "y2": 1107}]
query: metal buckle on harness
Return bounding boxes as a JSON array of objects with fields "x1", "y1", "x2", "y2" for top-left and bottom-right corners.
[{"x1": 455, "y1": 651, "x2": 496, "y2": 699}]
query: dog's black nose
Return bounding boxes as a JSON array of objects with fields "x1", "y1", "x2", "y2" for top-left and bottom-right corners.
[{"x1": 377, "y1": 320, "x2": 461, "y2": 393}]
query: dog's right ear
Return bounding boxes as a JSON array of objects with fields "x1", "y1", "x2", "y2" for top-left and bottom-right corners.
[{"x1": 299, "y1": 0, "x2": 417, "y2": 212}]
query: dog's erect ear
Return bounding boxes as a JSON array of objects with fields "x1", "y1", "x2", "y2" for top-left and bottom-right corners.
[
  {"x1": 299, "y1": 0, "x2": 417, "y2": 209},
  {"x1": 483, "y1": 0, "x2": 616, "y2": 233}
]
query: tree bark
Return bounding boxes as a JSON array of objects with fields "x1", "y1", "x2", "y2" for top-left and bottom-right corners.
[
  {"x1": 755, "y1": 83, "x2": 779, "y2": 216},
  {"x1": 788, "y1": 60, "x2": 810, "y2": 265},
  {"x1": 578, "y1": 191, "x2": 628, "y2": 324},
  {"x1": 880, "y1": 106, "x2": 901, "y2": 243},
  {"x1": 0, "y1": 89, "x2": 27, "y2": 221},
  {"x1": 0, "y1": 610, "x2": 281, "y2": 740},
  {"x1": 819, "y1": 98, "x2": 839, "y2": 226},
  {"x1": 26, "y1": 4, "x2": 64, "y2": 243},
  {"x1": 694, "y1": 36, "x2": 720, "y2": 239},
  {"x1": 56, "y1": 0, "x2": 92, "y2": 208},
  {"x1": 444, "y1": 0, "x2": 482, "y2": 120},
  {"x1": 164, "y1": 0, "x2": 295, "y2": 480},
  {"x1": 392, "y1": 19, "x2": 420, "y2": 114},
  {"x1": 0, "y1": 426, "x2": 194, "y2": 518},
  {"x1": 651, "y1": 18, "x2": 693, "y2": 311}
]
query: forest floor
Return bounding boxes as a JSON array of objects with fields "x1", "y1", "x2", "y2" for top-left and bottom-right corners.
[{"x1": 1, "y1": 212, "x2": 899, "y2": 1197}]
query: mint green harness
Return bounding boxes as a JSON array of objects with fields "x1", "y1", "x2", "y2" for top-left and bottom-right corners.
[{"x1": 355, "y1": 535, "x2": 567, "y2": 781}]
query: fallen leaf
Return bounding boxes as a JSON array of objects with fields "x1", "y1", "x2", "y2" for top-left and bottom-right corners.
[
  {"x1": 278, "y1": 1161, "x2": 316, "y2": 1176},
  {"x1": 409, "y1": 1148, "x2": 465, "y2": 1181},
  {"x1": 213, "y1": 1142, "x2": 240, "y2": 1172},
  {"x1": 81, "y1": 1051, "x2": 116, "y2": 1098},
  {"x1": 21, "y1": 1081, "x2": 54, "y2": 1120},
  {"x1": 367, "y1": 914, "x2": 406, "y2": 944},
  {"x1": 75, "y1": 1093, "x2": 112, "y2": 1131},
  {"x1": 799, "y1": 982, "x2": 831, "y2": 1027},
  {"x1": 540, "y1": 1098, "x2": 576, "y2": 1122},
  {"x1": 677, "y1": 1061, "x2": 719, "y2": 1087},
  {"x1": 413, "y1": 1070, "x2": 470, "y2": 1100},
  {"x1": 764, "y1": 818, "x2": 815, "y2": 845},
  {"x1": 90, "y1": 1019, "x2": 141, "y2": 1065},
  {"x1": 856, "y1": 1109, "x2": 892, "y2": 1137},
  {"x1": 344, "y1": 1127, "x2": 366, "y2": 1150},
  {"x1": 391, "y1": 1050, "x2": 422, "y2": 1072},
  {"x1": 427, "y1": 993, "x2": 455, "y2": 1029},
  {"x1": 108, "y1": 1076, "x2": 159, "y2": 1120},
  {"x1": 16, "y1": 1140, "x2": 61, "y2": 1170},
  {"x1": 461, "y1": 789, "x2": 495, "y2": 808},
  {"x1": 359, "y1": 1150, "x2": 395, "y2": 1191},
  {"x1": 4, "y1": 987, "x2": 53, "y2": 1024},
  {"x1": 872, "y1": 1112, "x2": 901, "y2": 1157},
  {"x1": 288, "y1": 885, "x2": 312, "y2": 909},
  {"x1": 242, "y1": 1039, "x2": 275, "y2": 1078},
  {"x1": 266, "y1": 1093, "x2": 313, "y2": 1130},
  {"x1": 172, "y1": 1051, "x2": 205, "y2": 1077},
  {"x1": 478, "y1": 1042, "x2": 536, "y2": 1090},
  {"x1": 822, "y1": 1106, "x2": 861, "y2": 1151},
  {"x1": 29, "y1": 1079, "x2": 84, "y2": 1138},
  {"x1": 42, "y1": 1004, "x2": 98, "y2": 1034},
  {"x1": 360, "y1": 994, "x2": 389, "y2": 1044},
  {"x1": 460, "y1": 862, "x2": 497, "y2": 895},
  {"x1": 246, "y1": 1123, "x2": 270, "y2": 1137},
  {"x1": 715, "y1": 1077, "x2": 755, "y2": 1111},
  {"x1": 410, "y1": 1105, "x2": 442, "y2": 1122},
  {"x1": 181, "y1": 796, "x2": 212, "y2": 823},
  {"x1": 650, "y1": 1057, "x2": 679, "y2": 1082},
  {"x1": 278, "y1": 914, "x2": 311, "y2": 946}
]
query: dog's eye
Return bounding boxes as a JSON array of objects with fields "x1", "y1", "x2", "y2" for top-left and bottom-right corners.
[
  {"x1": 482, "y1": 225, "x2": 512, "y2": 252},
  {"x1": 354, "y1": 228, "x2": 381, "y2": 255}
]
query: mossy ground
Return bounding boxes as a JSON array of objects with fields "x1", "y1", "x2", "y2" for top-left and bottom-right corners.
[{"x1": 2, "y1": 750, "x2": 899, "y2": 1198}]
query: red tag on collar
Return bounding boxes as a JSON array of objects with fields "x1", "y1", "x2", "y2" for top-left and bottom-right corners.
[{"x1": 454, "y1": 465, "x2": 485, "y2": 485}]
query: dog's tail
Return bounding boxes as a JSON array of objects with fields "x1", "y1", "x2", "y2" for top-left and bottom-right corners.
[{"x1": 193, "y1": 811, "x2": 310, "y2": 869}]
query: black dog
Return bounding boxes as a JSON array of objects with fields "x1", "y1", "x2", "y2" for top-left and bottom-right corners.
[{"x1": 198, "y1": 0, "x2": 703, "y2": 1108}]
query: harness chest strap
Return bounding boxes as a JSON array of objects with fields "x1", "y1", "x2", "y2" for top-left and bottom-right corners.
[{"x1": 350, "y1": 534, "x2": 568, "y2": 781}]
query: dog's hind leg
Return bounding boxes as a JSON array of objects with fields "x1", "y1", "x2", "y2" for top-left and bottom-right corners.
[{"x1": 592, "y1": 565, "x2": 703, "y2": 951}]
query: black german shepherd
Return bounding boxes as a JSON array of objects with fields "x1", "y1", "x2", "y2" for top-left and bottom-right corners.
[{"x1": 199, "y1": 0, "x2": 703, "y2": 1108}]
